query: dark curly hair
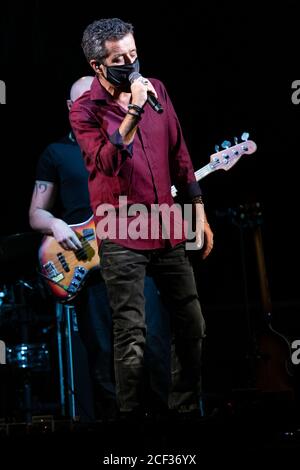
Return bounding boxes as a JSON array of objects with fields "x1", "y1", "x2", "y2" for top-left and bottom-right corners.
[{"x1": 81, "y1": 18, "x2": 134, "y2": 64}]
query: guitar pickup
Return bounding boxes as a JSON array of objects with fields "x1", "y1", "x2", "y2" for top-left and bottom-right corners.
[
  {"x1": 75, "y1": 244, "x2": 95, "y2": 261},
  {"x1": 75, "y1": 249, "x2": 89, "y2": 261},
  {"x1": 57, "y1": 253, "x2": 70, "y2": 272},
  {"x1": 82, "y1": 228, "x2": 96, "y2": 240}
]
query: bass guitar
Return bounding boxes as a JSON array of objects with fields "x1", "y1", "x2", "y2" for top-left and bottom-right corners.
[
  {"x1": 39, "y1": 133, "x2": 257, "y2": 302},
  {"x1": 230, "y1": 202, "x2": 294, "y2": 393},
  {"x1": 39, "y1": 216, "x2": 100, "y2": 302}
]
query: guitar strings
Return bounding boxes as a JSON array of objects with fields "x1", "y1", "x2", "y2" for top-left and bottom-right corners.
[
  {"x1": 194, "y1": 165, "x2": 211, "y2": 180},
  {"x1": 171, "y1": 165, "x2": 211, "y2": 196},
  {"x1": 41, "y1": 237, "x2": 99, "y2": 274}
]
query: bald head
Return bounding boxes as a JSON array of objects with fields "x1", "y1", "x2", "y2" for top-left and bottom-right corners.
[{"x1": 70, "y1": 76, "x2": 94, "y2": 101}]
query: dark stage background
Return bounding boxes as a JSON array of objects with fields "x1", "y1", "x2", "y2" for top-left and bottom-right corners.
[{"x1": 1, "y1": 1, "x2": 300, "y2": 406}]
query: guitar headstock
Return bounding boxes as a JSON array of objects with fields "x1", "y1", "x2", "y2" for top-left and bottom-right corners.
[{"x1": 209, "y1": 132, "x2": 257, "y2": 172}]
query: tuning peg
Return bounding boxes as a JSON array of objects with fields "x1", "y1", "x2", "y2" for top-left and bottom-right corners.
[
  {"x1": 241, "y1": 132, "x2": 249, "y2": 141},
  {"x1": 221, "y1": 140, "x2": 231, "y2": 149},
  {"x1": 234, "y1": 136, "x2": 238, "y2": 144},
  {"x1": 214, "y1": 144, "x2": 220, "y2": 152}
]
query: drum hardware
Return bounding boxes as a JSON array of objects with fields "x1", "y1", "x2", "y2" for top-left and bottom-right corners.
[
  {"x1": 0, "y1": 274, "x2": 49, "y2": 423},
  {"x1": 6, "y1": 343, "x2": 50, "y2": 371},
  {"x1": 0, "y1": 230, "x2": 59, "y2": 424}
]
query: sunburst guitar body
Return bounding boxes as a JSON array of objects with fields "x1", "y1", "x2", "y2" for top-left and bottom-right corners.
[{"x1": 38, "y1": 216, "x2": 100, "y2": 302}]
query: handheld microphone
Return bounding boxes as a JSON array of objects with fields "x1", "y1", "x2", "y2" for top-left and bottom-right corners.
[{"x1": 129, "y1": 72, "x2": 163, "y2": 114}]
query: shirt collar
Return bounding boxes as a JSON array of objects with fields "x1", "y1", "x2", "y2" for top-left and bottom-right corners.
[{"x1": 90, "y1": 76, "x2": 112, "y2": 102}]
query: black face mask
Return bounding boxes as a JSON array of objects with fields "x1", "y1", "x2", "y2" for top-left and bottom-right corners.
[{"x1": 105, "y1": 58, "x2": 140, "y2": 91}]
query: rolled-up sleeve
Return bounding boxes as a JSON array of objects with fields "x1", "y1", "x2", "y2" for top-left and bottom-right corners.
[
  {"x1": 70, "y1": 105, "x2": 132, "y2": 177},
  {"x1": 186, "y1": 181, "x2": 202, "y2": 199},
  {"x1": 109, "y1": 129, "x2": 133, "y2": 156}
]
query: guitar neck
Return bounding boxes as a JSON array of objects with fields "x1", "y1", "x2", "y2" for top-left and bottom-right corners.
[
  {"x1": 171, "y1": 163, "x2": 213, "y2": 197},
  {"x1": 253, "y1": 225, "x2": 273, "y2": 315},
  {"x1": 170, "y1": 138, "x2": 257, "y2": 198},
  {"x1": 194, "y1": 163, "x2": 215, "y2": 181}
]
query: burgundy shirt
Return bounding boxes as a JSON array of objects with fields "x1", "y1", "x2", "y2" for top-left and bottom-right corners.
[{"x1": 70, "y1": 77, "x2": 201, "y2": 249}]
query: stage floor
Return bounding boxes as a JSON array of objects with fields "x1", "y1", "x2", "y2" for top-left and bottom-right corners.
[{"x1": 1, "y1": 406, "x2": 300, "y2": 467}]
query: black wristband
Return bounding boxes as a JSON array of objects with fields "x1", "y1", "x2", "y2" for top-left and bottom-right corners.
[
  {"x1": 127, "y1": 110, "x2": 141, "y2": 119},
  {"x1": 192, "y1": 195, "x2": 204, "y2": 204},
  {"x1": 128, "y1": 103, "x2": 144, "y2": 114}
]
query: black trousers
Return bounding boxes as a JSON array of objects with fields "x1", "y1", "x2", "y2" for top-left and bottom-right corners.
[
  {"x1": 100, "y1": 240, "x2": 206, "y2": 413},
  {"x1": 75, "y1": 270, "x2": 116, "y2": 419},
  {"x1": 75, "y1": 269, "x2": 172, "y2": 419}
]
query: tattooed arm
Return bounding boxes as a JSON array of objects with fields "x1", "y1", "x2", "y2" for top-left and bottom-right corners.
[{"x1": 29, "y1": 180, "x2": 82, "y2": 251}]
